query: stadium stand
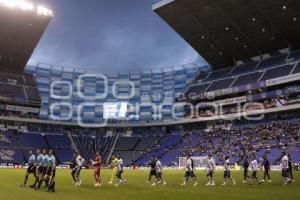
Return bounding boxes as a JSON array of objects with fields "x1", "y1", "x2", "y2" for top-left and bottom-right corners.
[
  {"x1": 72, "y1": 134, "x2": 115, "y2": 163},
  {"x1": 115, "y1": 137, "x2": 140, "y2": 151},
  {"x1": 134, "y1": 116, "x2": 300, "y2": 167}
]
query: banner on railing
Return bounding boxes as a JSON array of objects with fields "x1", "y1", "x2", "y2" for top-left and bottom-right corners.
[
  {"x1": 5, "y1": 105, "x2": 40, "y2": 113},
  {"x1": 266, "y1": 73, "x2": 300, "y2": 87}
]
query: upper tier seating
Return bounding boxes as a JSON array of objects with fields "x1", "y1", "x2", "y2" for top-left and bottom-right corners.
[
  {"x1": 293, "y1": 62, "x2": 300, "y2": 74},
  {"x1": 207, "y1": 78, "x2": 235, "y2": 91},
  {"x1": 257, "y1": 54, "x2": 287, "y2": 70},
  {"x1": 205, "y1": 68, "x2": 232, "y2": 81},
  {"x1": 115, "y1": 137, "x2": 140, "y2": 151},
  {"x1": 0, "y1": 83, "x2": 25, "y2": 100},
  {"x1": 72, "y1": 134, "x2": 115, "y2": 162},
  {"x1": 25, "y1": 87, "x2": 40, "y2": 102},
  {"x1": 260, "y1": 64, "x2": 294, "y2": 81},
  {"x1": 232, "y1": 72, "x2": 263, "y2": 87},
  {"x1": 230, "y1": 62, "x2": 258, "y2": 76},
  {"x1": 196, "y1": 72, "x2": 209, "y2": 81},
  {"x1": 134, "y1": 137, "x2": 158, "y2": 151},
  {"x1": 186, "y1": 84, "x2": 209, "y2": 95}
]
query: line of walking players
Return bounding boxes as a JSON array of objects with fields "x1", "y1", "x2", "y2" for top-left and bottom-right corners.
[
  {"x1": 241, "y1": 152, "x2": 294, "y2": 185},
  {"x1": 20, "y1": 149, "x2": 56, "y2": 192}
]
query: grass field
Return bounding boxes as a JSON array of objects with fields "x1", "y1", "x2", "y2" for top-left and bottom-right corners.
[{"x1": 0, "y1": 169, "x2": 299, "y2": 200}]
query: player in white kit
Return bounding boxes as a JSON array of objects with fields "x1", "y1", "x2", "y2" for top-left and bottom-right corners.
[
  {"x1": 249, "y1": 154, "x2": 262, "y2": 185},
  {"x1": 281, "y1": 152, "x2": 292, "y2": 185},
  {"x1": 152, "y1": 157, "x2": 166, "y2": 186},
  {"x1": 181, "y1": 154, "x2": 197, "y2": 186},
  {"x1": 221, "y1": 156, "x2": 236, "y2": 186},
  {"x1": 206, "y1": 154, "x2": 216, "y2": 186},
  {"x1": 74, "y1": 152, "x2": 85, "y2": 186}
]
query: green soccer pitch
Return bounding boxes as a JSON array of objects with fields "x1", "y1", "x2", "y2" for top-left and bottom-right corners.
[{"x1": 0, "y1": 169, "x2": 299, "y2": 200}]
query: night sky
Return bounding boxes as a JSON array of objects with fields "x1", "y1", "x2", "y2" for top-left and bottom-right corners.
[{"x1": 28, "y1": 0, "x2": 207, "y2": 71}]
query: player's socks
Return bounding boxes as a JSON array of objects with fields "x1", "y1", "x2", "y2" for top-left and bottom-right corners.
[{"x1": 36, "y1": 179, "x2": 43, "y2": 189}]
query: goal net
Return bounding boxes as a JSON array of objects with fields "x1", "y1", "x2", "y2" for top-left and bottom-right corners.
[{"x1": 178, "y1": 156, "x2": 208, "y2": 169}]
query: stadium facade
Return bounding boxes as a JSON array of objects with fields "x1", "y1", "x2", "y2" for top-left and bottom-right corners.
[{"x1": 25, "y1": 63, "x2": 202, "y2": 125}]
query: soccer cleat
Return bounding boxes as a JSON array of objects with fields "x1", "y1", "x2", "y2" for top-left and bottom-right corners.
[
  {"x1": 205, "y1": 183, "x2": 211, "y2": 186},
  {"x1": 20, "y1": 184, "x2": 26, "y2": 187},
  {"x1": 193, "y1": 182, "x2": 198, "y2": 187},
  {"x1": 242, "y1": 180, "x2": 246, "y2": 183},
  {"x1": 108, "y1": 181, "x2": 113, "y2": 184},
  {"x1": 163, "y1": 181, "x2": 167, "y2": 186},
  {"x1": 181, "y1": 182, "x2": 186, "y2": 186},
  {"x1": 261, "y1": 180, "x2": 265, "y2": 182},
  {"x1": 221, "y1": 182, "x2": 226, "y2": 186},
  {"x1": 151, "y1": 183, "x2": 156, "y2": 186},
  {"x1": 267, "y1": 180, "x2": 272, "y2": 183},
  {"x1": 211, "y1": 182, "x2": 215, "y2": 186}
]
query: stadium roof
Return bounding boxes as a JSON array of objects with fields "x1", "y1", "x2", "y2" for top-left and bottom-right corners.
[
  {"x1": 153, "y1": 0, "x2": 300, "y2": 69},
  {"x1": 0, "y1": 1, "x2": 52, "y2": 74}
]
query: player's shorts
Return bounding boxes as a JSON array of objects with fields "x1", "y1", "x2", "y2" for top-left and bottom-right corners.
[
  {"x1": 281, "y1": 169, "x2": 288, "y2": 177},
  {"x1": 207, "y1": 170, "x2": 213, "y2": 177},
  {"x1": 185, "y1": 171, "x2": 195, "y2": 178},
  {"x1": 224, "y1": 170, "x2": 231, "y2": 178},
  {"x1": 94, "y1": 167, "x2": 101, "y2": 175},
  {"x1": 27, "y1": 164, "x2": 36, "y2": 174},
  {"x1": 252, "y1": 171, "x2": 257, "y2": 178},
  {"x1": 73, "y1": 166, "x2": 82, "y2": 176},
  {"x1": 150, "y1": 169, "x2": 156, "y2": 176},
  {"x1": 46, "y1": 167, "x2": 56, "y2": 176},
  {"x1": 39, "y1": 166, "x2": 47, "y2": 175},
  {"x1": 156, "y1": 172, "x2": 162, "y2": 179},
  {"x1": 116, "y1": 170, "x2": 123, "y2": 177}
]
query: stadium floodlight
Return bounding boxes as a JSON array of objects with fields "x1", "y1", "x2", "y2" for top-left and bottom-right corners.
[
  {"x1": 37, "y1": 6, "x2": 53, "y2": 16},
  {"x1": 0, "y1": 0, "x2": 53, "y2": 16}
]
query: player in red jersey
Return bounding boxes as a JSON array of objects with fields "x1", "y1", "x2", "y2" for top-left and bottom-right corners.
[{"x1": 92, "y1": 151, "x2": 102, "y2": 187}]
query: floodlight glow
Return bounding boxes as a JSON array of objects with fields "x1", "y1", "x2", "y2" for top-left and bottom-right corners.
[
  {"x1": 37, "y1": 6, "x2": 53, "y2": 16},
  {"x1": 0, "y1": 0, "x2": 53, "y2": 16},
  {"x1": 0, "y1": 0, "x2": 18, "y2": 8},
  {"x1": 19, "y1": 1, "x2": 34, "y2": 11}
]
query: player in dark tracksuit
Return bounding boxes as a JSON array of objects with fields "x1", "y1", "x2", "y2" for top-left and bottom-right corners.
[
  {"x1": 288, "y1": 154, "x2": 294, "y2": 182},
  {"x1": 262, "y1": 155, "x2": 271, "y2": 182},
  {"x1": 147, "y1": 157, "x2": 157, "y2": 184},
  {"x1": 71, "y1": 153, "x2": 77, "y2": 184},
  {"x1": 242, "y1": 156, "x2": 251, "y2": 183}
]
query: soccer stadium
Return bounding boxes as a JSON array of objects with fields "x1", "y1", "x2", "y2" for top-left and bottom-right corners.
[{"x1": 0, "y1": 0, "x2": 300, "y2": 199}]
